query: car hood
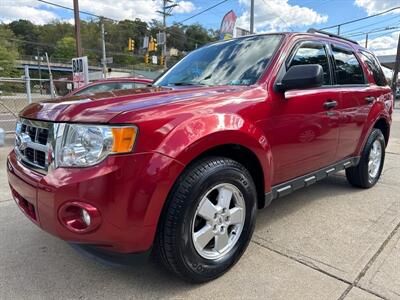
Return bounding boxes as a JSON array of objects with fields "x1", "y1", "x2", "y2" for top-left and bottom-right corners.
[{"x1": 19, "y1": 85, "x2": 246, "y2": 123}]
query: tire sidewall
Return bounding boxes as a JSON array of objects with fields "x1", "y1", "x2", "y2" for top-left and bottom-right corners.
[
  {"x1": 363, "y1": 130, "x2": 385, "y2": 187},
  {"x1": 176, "y1": 162, "x2": 257, "y2": 281}
]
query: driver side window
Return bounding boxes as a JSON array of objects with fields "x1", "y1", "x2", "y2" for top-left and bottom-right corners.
[{"x1": 289, "y1": 42, "x2": 331, "y2": 85}]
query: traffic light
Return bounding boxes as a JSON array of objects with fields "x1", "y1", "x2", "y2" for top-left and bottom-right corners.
[
  {"x1": 148, "y1": 37, "x2": 157, "y2": 52},
  {"x1": 144, "y1": 53, "x2": 149, "y2": 64},
  {"x1": 128, "y1": 38, "x2": 135, "y2": 51},
  {"x1": 159, "y1": 55, "x2": 164, "y2": 66},
  {"x1": 148, "y1": 37, "x2": 154, "y2": 52}
]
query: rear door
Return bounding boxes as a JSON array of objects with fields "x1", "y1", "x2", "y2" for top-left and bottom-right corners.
[{"x1": 328, "y1": 44, "x2": 379, "y2": 159}]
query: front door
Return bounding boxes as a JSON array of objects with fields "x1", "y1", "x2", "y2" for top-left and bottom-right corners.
[{"x1": 265, "y1": 40, "x2": 340, "y2": 185}]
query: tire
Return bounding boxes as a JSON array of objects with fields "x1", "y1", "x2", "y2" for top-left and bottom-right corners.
[
  {"x1": 155, "y1": 157, "x2": 257, "y2": 283},
  {"x1": 346, "y1": 128, "x2": 385, "y2": 188}
]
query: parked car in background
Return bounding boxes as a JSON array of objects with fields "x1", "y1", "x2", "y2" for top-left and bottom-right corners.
[
  {"x1": 67, "y1": 77, "x2": 152, "y2": 96},
  {"x1": 8, "y1": 29, "x2": 393, "y2": 283}
]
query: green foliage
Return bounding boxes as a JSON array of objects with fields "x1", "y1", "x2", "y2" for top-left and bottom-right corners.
[
  {"x1": 2, "y1": 18, "x2": 218, "y2": 69},
  {"x1": 53, "y1": 36, "x2": 76, "y2": 60},
  {"x1": 0, "y1": 26, "x2": 20, "y2": 77}
]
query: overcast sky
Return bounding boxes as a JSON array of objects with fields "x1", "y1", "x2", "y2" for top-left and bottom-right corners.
[{"x1": 1, "y1": 0, "x2": 399, "y2": 55}]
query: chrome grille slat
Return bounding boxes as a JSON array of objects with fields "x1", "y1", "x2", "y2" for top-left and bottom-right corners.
[{"x1": 15, "y1": 118, "x2": 53, "y2": 174}]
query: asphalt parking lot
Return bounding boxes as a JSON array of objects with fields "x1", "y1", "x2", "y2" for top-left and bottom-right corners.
[{"x1": 0, "y1": 109, "x2": 399, "y2": 300}]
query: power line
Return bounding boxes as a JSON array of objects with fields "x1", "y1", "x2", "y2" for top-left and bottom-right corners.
[
  {"x1": 37, "y1": 0, "x2": 111, "y2": 20},
  {"x1": 36, "y1": 0, "x2": 209, "y2": 46},
  {"x1": 177, "y1": 0, "x2": 229, "y2": 24},
  {"x1": 341, "y1": 14, "x2": 400, "y2": 35},
  {"x1": 320, "y1": 6, "x2": 400, "y2": 32},
  {"x1": 345, "y1": 26, "x2": 400, "y2": 38}
]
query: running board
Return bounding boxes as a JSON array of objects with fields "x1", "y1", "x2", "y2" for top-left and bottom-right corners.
[{"x1": 264, "y1": 157, "x2": 360, "y2": 207}]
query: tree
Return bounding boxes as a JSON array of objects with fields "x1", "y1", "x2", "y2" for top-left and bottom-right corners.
[
  {"x1": 53, "y1": 37, "x2": 76, "y2": 60},
  {"x1": 8, "y1": 20, "x2": 39, "y2": 55},
  {"x1": 39, "y1": 21, "x2": 74, "y2": 56},
  {"x1": 168, "y1": 24, "x2": 186, "y2": 50},
  {"x1": 0, "y1": 26, "x2": 20, "y2": 77},
  {"x1": 184, "y1": 24, "x2": 213, "y2": 51}
]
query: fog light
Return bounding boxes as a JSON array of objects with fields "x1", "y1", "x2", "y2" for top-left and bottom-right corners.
[
  {"x1": 81, "y1": 209, "x2": 91, "y2": 226},
  {"x1": 58, "y1": 202, "x2": 101, "y2": 233}
]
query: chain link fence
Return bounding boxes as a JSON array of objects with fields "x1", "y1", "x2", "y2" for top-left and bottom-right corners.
[{"x1": 0, "y1": 75, "x2": 72, "y2": 134}]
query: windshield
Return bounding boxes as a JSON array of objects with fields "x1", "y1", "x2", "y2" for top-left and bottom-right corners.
[{"x1": 154, "y1": 34, "x2": 282, "y2": 87}]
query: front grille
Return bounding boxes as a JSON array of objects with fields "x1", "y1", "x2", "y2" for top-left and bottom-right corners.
[{"x1": 15, "y1": 119, "x2": 52, "y2": 173}]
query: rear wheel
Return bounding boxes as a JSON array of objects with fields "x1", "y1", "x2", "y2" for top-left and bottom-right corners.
[
  {"x1": 155, "y1": 157, "x2": 257, "y2": 283},
  {"x1": 346, "y1": 129, "x2": 385, "y2": 188}
]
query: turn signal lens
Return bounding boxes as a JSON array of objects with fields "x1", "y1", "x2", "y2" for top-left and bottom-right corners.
[{"x1": 111, "y1": 127, "x2": 137, "y2": 153}]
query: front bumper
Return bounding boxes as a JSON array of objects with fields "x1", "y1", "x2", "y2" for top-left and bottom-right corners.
[{"x1": 7, "y1": 149, "x2": 184, "y2": 253}]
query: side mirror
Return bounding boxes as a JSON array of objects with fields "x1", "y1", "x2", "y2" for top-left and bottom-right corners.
[{"x1": 278, "y1": 64, "x2": 323, "y2": 91}]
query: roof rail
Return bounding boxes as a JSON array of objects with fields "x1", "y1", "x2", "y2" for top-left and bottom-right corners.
[{"x1": 307, "y1": 28, "x2": 359, "y2": 45}]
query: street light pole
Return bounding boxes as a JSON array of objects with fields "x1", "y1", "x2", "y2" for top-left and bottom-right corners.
[
  {"x1": 250, "y1": 0, "x2": 254, "y2": 34},
  {"x1": 101, "y1": 22, "x2": 107, "y2": 78},
  {"x1": 73, "y1": 0, "x2": 82, "y2": 57}
]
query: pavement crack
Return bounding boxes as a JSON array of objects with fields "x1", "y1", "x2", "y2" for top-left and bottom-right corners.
[
  {"x1": 337, "y1": 221, "x2": 400, "y2": 300},
  {"x1": 0, "y1": 198, "x2": 13, "y2": 203},
  {"x1": 386, "y1": 152, "x2": 400, "y2": 156},
  {"x1": 251, "y1": 239, "x2": 352, "y2": 286}
]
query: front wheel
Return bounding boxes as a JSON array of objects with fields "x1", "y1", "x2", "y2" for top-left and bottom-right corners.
[
  {"x1": 155, "y1": 157, "x2": 257, "y2": 283},
  {"x1": 346, "y1": 128, "x2": 385, "y2": 188}
]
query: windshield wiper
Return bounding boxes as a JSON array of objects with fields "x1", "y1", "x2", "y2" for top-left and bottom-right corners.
[{"x1": 168, "y1": 82, "x2": 207, "y2": 86}]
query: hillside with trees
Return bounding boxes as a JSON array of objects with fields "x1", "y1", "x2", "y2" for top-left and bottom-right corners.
[{"x1": 0, "y1": 18, "x2": 218, "y2": 75}]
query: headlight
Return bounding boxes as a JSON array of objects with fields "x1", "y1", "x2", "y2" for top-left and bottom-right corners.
[{"x1": 57, "y1": 124, "x2": 137, "y2": 167}]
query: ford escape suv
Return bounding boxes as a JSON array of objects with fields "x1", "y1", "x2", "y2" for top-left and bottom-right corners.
[{"x1": 7, "y1": 29, "x2": 393, "y2": 283}]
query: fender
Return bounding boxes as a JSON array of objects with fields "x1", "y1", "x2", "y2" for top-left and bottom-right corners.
[
  {"x1": 155, "y1": 113, "x2": 273, "y2": 193},
  {"x1": 354, "y1": 101, "x2": 392, "y2": 155}
]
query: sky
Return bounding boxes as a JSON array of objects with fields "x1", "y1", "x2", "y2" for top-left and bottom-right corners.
[{"x1": 0, "y1": 0, "x2": 399, "y2": 55}]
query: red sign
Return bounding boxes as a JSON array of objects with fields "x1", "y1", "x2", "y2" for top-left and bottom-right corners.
[{"x1": 220, "y1": 10, "x2": 237, "y2": 40}]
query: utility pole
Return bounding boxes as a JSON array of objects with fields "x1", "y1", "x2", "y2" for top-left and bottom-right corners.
[
  {"x1": 365, "y1": 33, "x2": 368, "y2": 48},
  {"x1": 250, "y1": 0, "x2": 254, "y2": 34},
  {"x1": 391, "y1": 33, "x2": 400, "y2": 108},
  {"x1": 337, "y1": 25, "x2": 341, "y2": 35},
  {"x1": 101, "y1": 22, "x2": 107, "y2": 79},
  {"x1": 73, "y1": 0, "x2": 82, "y2": 57},
  {"x1": 157, "y1": 0, "x2": 178, "y2": 68}
]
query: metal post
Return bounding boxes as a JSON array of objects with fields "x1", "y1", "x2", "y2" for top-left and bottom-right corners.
[
  {"x1": 250, "y1": 0, "x2": 254, "y2": 34},
  {"x1": 163, "y1": 0, "x2": 167, "y2": 68},
  {"x1": 101, "y1": 22, "x2": 107, "y2": 79},
  {"x1": 365, "y1": 33, "x2": 368, "y2": 48},
  {"x1": 24, "y1": 65, "x2": 32, "y2": 104},
  {"x1": 45, "y1": 53, "x2": 55, "y2": 99},
  {"x1": 73, "y1": 0, "x2": 82, "y2": 57},
  {"x1": 391, "y1": 33, "x2": 400, "y2": 108},
  {"x1": 337, "y1": 25, "x2": 341, "y2": 35},
  {"x1": 37, "y1": 49, "x2": 43, "y2": 94}
]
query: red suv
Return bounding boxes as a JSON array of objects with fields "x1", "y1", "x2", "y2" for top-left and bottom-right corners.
[{"x1": 7, "y1": 30, "x2": 393, "y2": 283}]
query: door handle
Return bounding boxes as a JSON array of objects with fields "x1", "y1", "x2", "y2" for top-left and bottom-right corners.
[
  {"x1": 324, "y1": 100, "x2": 337, "y2": 109},
  {"x1": 365, "y1": 96, "x2": 375, "y2": 104}
]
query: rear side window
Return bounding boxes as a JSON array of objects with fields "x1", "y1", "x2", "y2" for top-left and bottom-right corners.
[
  {"x1": 331, "y1": 47, "x2": 365, "y2": 85},
  {"x1": 75, "y1": 83, "x2": 118, "y2": 95},
  {"x1": 360, "y1": 51, "x2": 387, "y2": 86},
  {"x1": 289, "y1": 42, "x2": 331, "y2": 85}
]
